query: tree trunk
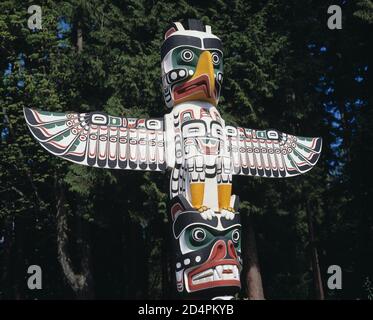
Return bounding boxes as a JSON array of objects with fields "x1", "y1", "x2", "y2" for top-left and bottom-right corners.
[
  {"x1": 306, "y1": 201, "x2": 325, "y2": 300},
  {"x1": 0, "y1": 219, "x2": 14, "y2": 299},
  {"x1": 161, "y1": 222, "x2": 171, "y2": 299},
  {"x1": 77, "y1": 26, "x2": 83, "y2": 53},
  {"x1": 55, "y1": 178, "x2": 94, "y2": 299},
  {"x1": 12, "y1": 216, "x2": 26, "y2": 300},
  {"x1": 242, "y1": 214, "x2": 265, "y2": 300}
]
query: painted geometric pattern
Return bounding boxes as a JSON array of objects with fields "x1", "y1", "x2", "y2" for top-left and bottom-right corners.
[
  {"x1": 24, "y1": 108, "x2": 167, "y2": 171},
  {"x1": 225, "y1": 126, "x2": 322, "y2": 178}
]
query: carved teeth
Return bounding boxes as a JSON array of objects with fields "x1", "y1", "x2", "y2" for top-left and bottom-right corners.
[
  {"x1": 213, "y1": 269, "x2": 220, "y2": 281},
  {"x1": 191, "y1": 265, "x2": 240, "y2": 285},
  {"x1": 233, "y1": 265, "x2": 239, "y2": 278},
  {"x1": 216, "y1": 265, "x2": 223, "y2": 278},
  {"x1": 176, "y1": 269, "x2": 183, "y2": 282},
  {"x1": 192, "y1": 269, "x2": 213, "y2": 281},
  {"x1": 222, "y1": 273, "x2": 235, "y2": 280},
  {"x1": 176, "y1": 269, "x2": 184, "y2": 292}
]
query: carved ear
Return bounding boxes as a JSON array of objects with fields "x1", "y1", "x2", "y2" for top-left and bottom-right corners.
[
  {"x1": 164, "y1": 27, "x2": 176, "y2": 39},
  {"x1": 164, "y1": 22, "x2": 185, "y2": 39}
]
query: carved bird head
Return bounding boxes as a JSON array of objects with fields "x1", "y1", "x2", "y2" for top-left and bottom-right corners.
[{"x1": 161, "y1": 19, "x2": 223, "y2": 108}]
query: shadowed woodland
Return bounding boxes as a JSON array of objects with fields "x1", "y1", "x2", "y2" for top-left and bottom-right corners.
[{"x1": 0, "y1": 0, "x2": 372, "y2": 299}]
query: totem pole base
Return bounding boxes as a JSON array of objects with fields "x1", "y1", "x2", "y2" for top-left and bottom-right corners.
[{"x1": 169, "y1": 195, "x2": 242, "y2": 299}]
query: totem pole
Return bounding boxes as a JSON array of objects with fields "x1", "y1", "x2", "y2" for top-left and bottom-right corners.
[{"x1": 24, "y1": 19, "x2": 322, "y2": 299}]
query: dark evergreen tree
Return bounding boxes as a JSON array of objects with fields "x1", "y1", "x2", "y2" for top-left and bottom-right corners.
[{"x1": 0, "y1": 0, "x2": 372, "y2": 299}]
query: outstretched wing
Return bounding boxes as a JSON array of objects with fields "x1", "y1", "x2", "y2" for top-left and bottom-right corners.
[
  {"x1": 225, "y1": 126, "x2": 322, "y2": 178},
  {"x1": 24, "y1": 108, "x2": 167, "y2": 171}
]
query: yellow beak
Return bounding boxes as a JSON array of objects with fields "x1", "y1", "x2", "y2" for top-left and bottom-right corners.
[
  {"x1": 191, "y1": 51, "x2": 216, "y2": 95},
  {"x1": 174, "y1": 51, "x2": 217, "y2": 106}
]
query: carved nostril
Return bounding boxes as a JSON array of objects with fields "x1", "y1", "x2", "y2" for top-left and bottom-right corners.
[
  {"x1": 228, "y1": 240, "x2": 237, "y2": 259},
  {"x1": 211, "y1": 240, "x2": 227, "y2": 260}
]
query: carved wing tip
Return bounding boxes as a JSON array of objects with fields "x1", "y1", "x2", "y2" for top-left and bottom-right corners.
[
  {"x1": 311, "y1": 136, "x2": 323, "y2": 156},
  {"x1": 24, "y1": 107, "x2": 42, "y2": 127},
  {"x1": 23, "y1": 107, "x2": 32, "y2": 124},
  {"x1": 297, "y1": 136, "x2": 323, "y2": 175},
  {"x1": 314, "y1": 138, "x2": 323, "y2": 164},
  {"x1": 318, "y1": 136, "x2": 323, "y2": 152}
]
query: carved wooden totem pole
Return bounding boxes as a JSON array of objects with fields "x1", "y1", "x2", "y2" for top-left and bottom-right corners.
[{"x1": 24, "y1": 19, "x2": 322, "y2": 299}]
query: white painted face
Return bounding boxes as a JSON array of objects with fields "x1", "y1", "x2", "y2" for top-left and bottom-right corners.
[
  {"x1": 182, "y1": 119, "x2": 224, "y2": 156},
  {"x1": 171, "y1": 102, "x2": 225, "y2": 158}
]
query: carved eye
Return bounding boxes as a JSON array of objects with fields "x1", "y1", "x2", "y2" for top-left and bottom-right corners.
[
  {"x1": 211, "y1": 122, "x2": 224, "y2": 139},
  {"x1": 188, "y1": 127, "x2": 201, "y2": 134},
  {"x1": 181, "y1": 49, "x2": 194, "y2": 62},
  {"x1": 182, "y1": 122, "x2": 206, "y2": 137},
  {"x1": 211, "y1": 52, "x2": 221, "y2": 65},
  {"x1": 232, "y1": 229, "x2": 240, "y2": 244},
  {"x1": 192, "y1": 228, "x2": 206, "y2": 242}
]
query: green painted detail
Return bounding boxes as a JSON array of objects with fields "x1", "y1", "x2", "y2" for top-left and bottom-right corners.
[
  {"x1": 293, "y1": 149, "x2": 302, "y2": 158},
  {"x1": 109, "y1": 117, "x2": 121, "y2": 126},
  {"x1": 184, "y1": 226, "x2": 215, "y2": 251},
  {"x1": 298, "y1": 136, "x2": 312, "y2": 142},
  {"x1": 287, "y1": 155, "x2": 296, "y2": 167},
  {"x1": 256, "y1": 131, "x2": 267, "y2": 139},
  {"x1": 38, "y1": 110, "x2": 65, "y2": 117},
  {"x1": 183, "y1": 226, "x2": 241, "y2": 251},
  {"x1": 53, "y1": 131, "x2": 71, "y2": 142},
  {"x1": 171, "y1": 46, "x2": 223, "y2": 75},
  {"x1": 44, "y1": 121, "x2": 65, "y2": 129},
  {"x1": 69, "y1": 139, "x2": 81, "y2": 152}
]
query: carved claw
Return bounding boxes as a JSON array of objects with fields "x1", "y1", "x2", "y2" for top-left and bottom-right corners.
[
  {"x1": 196, "y1": 206, "x2": 214, "y2": 220},
  {"x1": 220, "y1": 207, "x2": 235, "y2": 220}
]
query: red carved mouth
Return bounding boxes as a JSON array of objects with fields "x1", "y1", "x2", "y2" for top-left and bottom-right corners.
[
  {"x1": 186, "y1": 259, "x2": 240, "y2": 292},
  {"x1": 186, "y1": 240, "x2": 241, "y2": 292},
  {"x1": 195, "y1": 138, "x2": 220, "y2": 155},
  {"x1": 174, "y1": 75, "x2": 215, "y2": 102}
]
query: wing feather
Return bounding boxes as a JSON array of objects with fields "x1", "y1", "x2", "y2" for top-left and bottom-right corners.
[
  {"x1": 226, "y1": 126, "x2": 322, "y2": 177},
  {"x1": 24, "y1": 108, "x2": 167, "y2": 171}
]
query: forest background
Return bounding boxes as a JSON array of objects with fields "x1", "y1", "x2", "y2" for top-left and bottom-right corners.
[{"x1": 0, "y1": 0, "x2": 372, "y2": 299}]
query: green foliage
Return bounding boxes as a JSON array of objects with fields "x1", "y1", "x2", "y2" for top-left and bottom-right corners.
[
  {"x1": 354, "y1": 0, "x2": 373, "y2": 23},
  {"x1": 0, "y1": 0, "x2": 371, "y2": 299}
]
